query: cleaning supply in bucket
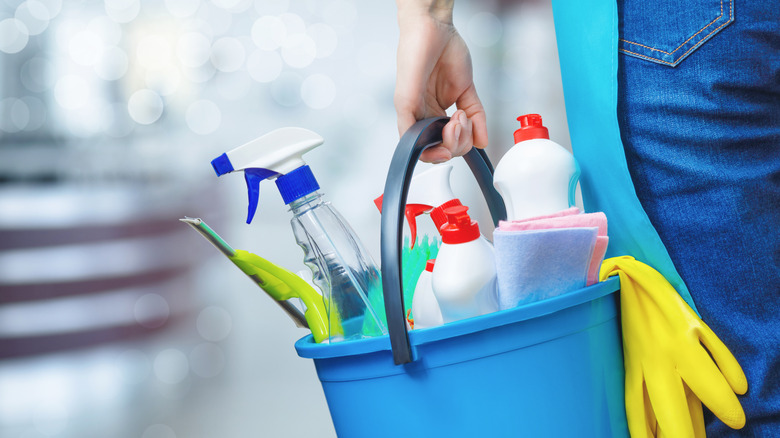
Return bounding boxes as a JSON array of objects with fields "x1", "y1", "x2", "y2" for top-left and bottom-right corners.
[
  {"x1": 493, "y1": 114, "x2": 581, "y2": 221},
  {"x1": 499, "y1": 208, "x2": 609, "y2": 286},
  {"x1": 211, "y1": 127, "x2": 385, "y2": 341},
  {"x1": 411, "y1": 259, "x2": 443, "y2": 329},
  {"x1": 600, "y1": 256, "x2": 747, "y2": 437},
  {"x1": 494, "y1": 226, "x2": 597, "y2": 310},
  {"x1": 374, "y1": 163, "x2": 463, "y2": 246},
  {"x1": 180, "y1": 217, "x2": 330, "y2": 342},
  {"x1": 432, "y1": 205, "x2": 498, "y2": 323},
  {"x1": 361, "y1": 235, "x2": 439, "y2": 336}
]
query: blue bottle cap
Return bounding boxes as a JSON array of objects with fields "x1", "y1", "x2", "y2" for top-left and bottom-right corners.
[{"x1": 275, "y1": 165, "x2": 320, "y2": 204}]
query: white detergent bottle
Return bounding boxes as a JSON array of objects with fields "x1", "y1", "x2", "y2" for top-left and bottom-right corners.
[
  {"x1": 493, "y1": 114, "x2": 581, "y2": 221},
  {"x1": 374, "y1": 164, "x2": 463, "y2": 246},
  {"x1": 411, "y1": 259, "x2": 443, "y2": 329},
  {"x1": 432, "y1": 206, "x2": 497, "y2": 323},
  {"x1": 211, "y1": 128, "x2": 385, "y2": 341}
]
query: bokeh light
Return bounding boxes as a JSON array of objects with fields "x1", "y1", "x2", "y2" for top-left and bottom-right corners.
[
  {"x1": 250, "y1": 15, "x2": 286, "y2": 51},
  {"x1": 0, "y1": 18, "x2": 30, "y2": 54},
  {"x1": 104, "y1": 0, "x2": 140, "y2": 24},
  {"x1": 246, "y1": 49, "x2": 282, "y2": 83},
  {"x1": 20, "y1": 57, "x2": 54, "y2": 92},
  {"x1": 211, "y1": 0, "x2": 243, "y2": 10},
  {"x1": 134, "y1": 293, "x2": 170, "y2": 329},
  {"x1": 15, "y1": 0, "x2": 52, "y2": 36},
  {"x1": 210, "y1": 37, "x2": 246, "y2": 72},
  {"x1": 38, "y1": 0, "x2": 63, "y2": 19},
  {"x1": 136, "y1": 34, "x2": 174, "y2": 70},
  {"x1": 467, "y1": 12, "x2": 503, "y2": 47},
  {"x1": 177, "y1": 32, "x2": 213, "y2": 68},
  {"x1": 301, "y1": 73, "x2": 336, "y2": 109},
  {"x1": 253, "y1": 0, "x2": 289, "y2": 16},
  {"x1": 69, "y1": 30, "x2": 104, "y2": 67},
  {"x1": 307, "y1": 23, "x2": 338, "y2": 59},
  {"x1": 195, "y1": 306, "x2": 232, "y2": 342},
  {"x1": 281, "y1": 33, "x2": 316, "y2": 68},
  {"x1": 185, "y1": 99, "x2": 222, "y2": 135},
  {"x1": 127, "y1": 89, "x2": 164, "y2": 125},
  {"x1": 165, "y1": 0, "x2": 202, "y2": 18},
  {"x1": 0, "y1": 98, "x2": 29, "y2": 133},
  {"x1": 54, "y1": 75, "x2": 89, "y2": 110},
  {"x1": 93, "y1": 46, "x2": 130, "y2": 81},
  {"x1": 153, "y1": 349, "x2": 189, "y2": 384},
  {"x1": 87, "y1": 15, "x2": 123, "y2": 45},
  {"x1": 145, "y1": 67, "x2": 182, "y2": 96},
  {"x1": 20, "y1": 96, "x2": 47, "y2": 131}
]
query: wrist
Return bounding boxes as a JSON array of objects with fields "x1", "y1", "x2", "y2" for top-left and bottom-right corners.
[{"x1": 396, "y1": 0, "x2": 454, "y2": 25}]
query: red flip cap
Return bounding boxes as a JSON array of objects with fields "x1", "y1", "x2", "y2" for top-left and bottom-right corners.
[
  {"x1": 425, "y1": 259, "x2": 435, "y2": 272},
  {"x1": 440, "y1": 205, "x2": 480, "y2": 244},
  {"x1": 514, "y1": 114, "x2": 549, "y2": 143}
]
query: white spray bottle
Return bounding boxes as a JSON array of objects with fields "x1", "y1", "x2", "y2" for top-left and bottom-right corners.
[
  {"x1": 374, "y1": 164, "x2": 463, "y2": 246},
  {"x1": 211, "y1": 127, "x2": 385, "y2": 341},
  {"x1": 411, "y1": 259, "x2": 443, "y2": 329},
  {"x1": 432, "y1": 206, "x2": 498, "y2": 323},
  {"x1": 493, "y1": 114, "x2": 581, "y2": 221}
]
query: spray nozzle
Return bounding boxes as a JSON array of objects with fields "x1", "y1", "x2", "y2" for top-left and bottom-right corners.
[
  {"x1": 374, "y1": 164, "x2": 462, "y2": 247},
  {"x1": 211, "y1": 127, "x2": 324, "y2": 224}
]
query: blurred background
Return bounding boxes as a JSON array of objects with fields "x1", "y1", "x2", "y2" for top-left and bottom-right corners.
[{"x1": 0, "y1": 0, "x2": 569, "y2": 436}]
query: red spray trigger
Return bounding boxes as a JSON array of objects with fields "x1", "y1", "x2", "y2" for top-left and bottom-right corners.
[
  {"x1": 374, "y1": 194, "x2": 432, "y2": 248},
  {"x1": 405, "y1": 204, "x2": 432, "y2": 247}
]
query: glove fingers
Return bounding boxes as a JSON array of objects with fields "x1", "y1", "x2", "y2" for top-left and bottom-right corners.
[
  {"x1": 625, "y1": 369, "x2": 655, "y2": 438},
  {"x1": 698, "y1": 322, "x2": 748, "y2": 395},
  {"x1": 679, "y1": 352, "x2": 746, "y2": 430},
  {"x1": 684, "y1": 382, "x2": 707, "y2": 438},
  {"x1": 658, "y1": 386, "x2": 704, "y2": 438},
  {"x1": 644, "y1": 368, "x2": 695, "y2": 437}
]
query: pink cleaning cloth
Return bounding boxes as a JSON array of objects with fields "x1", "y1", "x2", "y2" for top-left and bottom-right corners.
[
  {"x1": 504, "y1": 207, "x2": 581, "y2": 224},
  {"x1": 499, "y1": 211, "x2": 608, "y2": 286}
]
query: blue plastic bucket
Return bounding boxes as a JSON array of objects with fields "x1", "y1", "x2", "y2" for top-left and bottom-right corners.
[
  {"x1": 295, "y1": 277, "x2": 627, "y2": 437},
  {"x1": 295, "y1": 118, "x2": 628, "y2": 437}
]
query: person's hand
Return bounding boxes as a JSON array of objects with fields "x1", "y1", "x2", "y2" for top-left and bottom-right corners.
[{"x1": 395, "y1": 0, "x2": 488, "y2": 163}]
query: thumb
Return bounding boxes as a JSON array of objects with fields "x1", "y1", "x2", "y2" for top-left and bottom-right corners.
[{"x1": 456, "y1": 83, "x2": 488, "y2": 148}]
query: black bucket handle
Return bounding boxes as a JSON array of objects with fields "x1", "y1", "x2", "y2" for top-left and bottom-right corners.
[{"x1": 379, "y1": 116, "x2": 507, "y2": 365}]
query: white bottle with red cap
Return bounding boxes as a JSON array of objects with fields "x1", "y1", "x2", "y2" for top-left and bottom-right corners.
[
  {"x1": 493, "y1": 114, "x2": 581, "y2": 221},
  {"x1": 411, "y1": 259, "x2": 443, "y2": 329},
  {"x1": 431, "y1": 206, "x2": 498, "y2": 323}
]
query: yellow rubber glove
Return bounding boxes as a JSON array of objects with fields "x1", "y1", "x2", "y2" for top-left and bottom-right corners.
[{"x1": 600, "y1": 256, "x2": 748, "y2": 437}]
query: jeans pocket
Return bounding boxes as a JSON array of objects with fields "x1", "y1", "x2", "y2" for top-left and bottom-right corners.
[{"x1": 618, "y1": 0, "x2": 734, "y2": 67}]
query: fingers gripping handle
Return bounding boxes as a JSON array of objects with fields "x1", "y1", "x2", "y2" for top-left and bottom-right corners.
[{"x1": 380, "y1": 117, "x2": 507, "y2": 365}]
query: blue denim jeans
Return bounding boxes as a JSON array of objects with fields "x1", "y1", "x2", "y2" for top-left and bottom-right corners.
[{"x1": 617, "y1": 0, "x2": 780, "y2": 435}]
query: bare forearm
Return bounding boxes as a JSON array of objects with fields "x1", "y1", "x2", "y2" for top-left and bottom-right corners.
[{"x1": 396, "y1": 0, "x2": 454, "y2": 25}]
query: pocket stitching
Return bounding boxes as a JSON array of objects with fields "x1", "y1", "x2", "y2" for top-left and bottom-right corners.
[{"x1": 619, "y1": 0, "x2": 733, "y2": 65}]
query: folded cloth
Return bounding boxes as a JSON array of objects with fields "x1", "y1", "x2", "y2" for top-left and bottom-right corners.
[
  {"x1": 507, "y1": 206, "x2": 581, "y2": 223},
  {"x1": 493, "y1": 227, "x2": 598, "y2": 310},
  {"x1": 499, "y1": 211, "x2": 608, "y2": 286}
]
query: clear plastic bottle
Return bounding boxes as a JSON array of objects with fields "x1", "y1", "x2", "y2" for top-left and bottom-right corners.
[
  {"x1": 211, "y1": 127, "x2": 386, "y2": 341},
  {"x1": 289, "y1": 192, "x2": 385, "y2": 340}
]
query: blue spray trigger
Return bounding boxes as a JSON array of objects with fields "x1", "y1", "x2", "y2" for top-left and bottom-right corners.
[{"x1": 244, "y1": 168, "x2": 279, "y2": 224}]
